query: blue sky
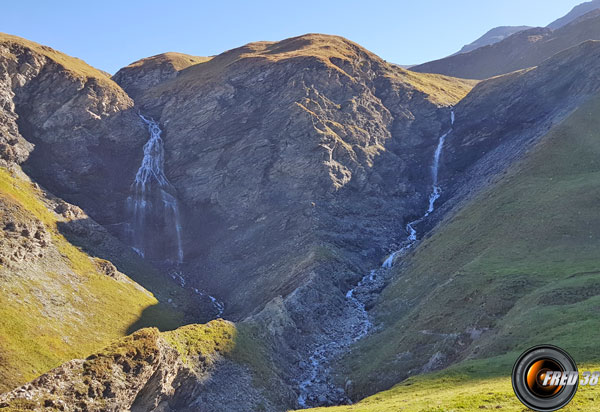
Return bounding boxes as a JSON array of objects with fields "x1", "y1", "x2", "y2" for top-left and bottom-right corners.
[{"x1": 2, "y1": 0, "x2": 583, "y2": 74}]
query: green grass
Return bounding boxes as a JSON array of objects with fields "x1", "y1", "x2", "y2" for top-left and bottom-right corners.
[
  {"x1": 0, "y1": 168, "x2": 182, "y2": 392},
  {"x1": 163, "y1": 320, "x2": 237, "y2": 366},
  {"x1": 316, "y1": 94, "x2": 600, "y2": 408},
  {"x1": 303, "y1": 357, "x2": 600, "y2": 411}
]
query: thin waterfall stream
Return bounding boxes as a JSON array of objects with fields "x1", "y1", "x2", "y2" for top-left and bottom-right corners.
[
  {"x1": 297, "y1": 110, "x2": 455, "y2": 408},
  {"x1": 128, "y1": 115, "x2": 225, "y2": 318}
]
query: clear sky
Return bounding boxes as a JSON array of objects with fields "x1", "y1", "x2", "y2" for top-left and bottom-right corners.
[{"x1": 2, "y1": 0, "x2": 584, "y2": 74}]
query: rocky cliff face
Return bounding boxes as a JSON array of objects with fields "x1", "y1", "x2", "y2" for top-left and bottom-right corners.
[
  {"x1": 0, "y1": 34, "x2": 221, "y2": 394},
  {"x1": 0, "y1": 32, "x2": 149, "y2": 229},
  {"x1": 1, "y1": 31, "x2": 478, "y2": 409},
  {"x1": 122, "y1": 34, "x2": 474, "y2": 318},
  {"x1": 412, "y1": 9, "x2": 600, "y2": 79}
]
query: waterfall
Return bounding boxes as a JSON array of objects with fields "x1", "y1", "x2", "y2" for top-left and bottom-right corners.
[
  {"x1": 382, "y1": 110, "x2": 454, "y2": 268},
  {"x1": 297, "y1": 110, "x2": 456, "y2": 407},
  {"x1": 128, "y1": 115, "x2": 184, "y2": 263}
]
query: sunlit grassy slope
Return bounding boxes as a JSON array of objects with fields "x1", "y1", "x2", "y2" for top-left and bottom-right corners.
[
  {"x1": 0, "y1": 167, "x2": 182, "y2": 392},
  {"x1": 305, "y1": 357, "x2": 600, "y2": 411},
  {"x1": 301, "y1": 94, "x2": 600, "y2": 410}
]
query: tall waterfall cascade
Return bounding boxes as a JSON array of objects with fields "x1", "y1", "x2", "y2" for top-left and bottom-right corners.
[
  {"x1": 128, "y1": 115, "x2": 184, "y2": 264},
  {"x1": 127, "y1": 115, "x2": 226, "y2": 319}
]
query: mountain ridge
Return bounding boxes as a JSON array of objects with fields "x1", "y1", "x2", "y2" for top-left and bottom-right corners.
[
  {"x1": 547, "y1": 0, "x2": 600, "y2": 29},
  {"x1": 411, "y1": 8, "x2": 600, "y2": 79},
  {"x1": 453, "y1": 26, "x2": 532, "y2": 55}
]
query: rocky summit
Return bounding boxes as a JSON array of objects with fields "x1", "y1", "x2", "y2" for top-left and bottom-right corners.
[{"x1": 2, "y1": 3, "x2": 600, "y2": 410}]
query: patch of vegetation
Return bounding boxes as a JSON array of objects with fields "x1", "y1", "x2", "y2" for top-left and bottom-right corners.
[
  {"x1": 163, "y1": 320, "x2": 236, "y2": 366},
  {"x1": 390, "y1": 69, "x2": 478, "y2": 106},
  {"x1": 229, "y1": 323, "x2": 275, "y2": 385},
  {"x1": 329, "y1": 94, "x2": 600, "y2": 404},
  {"x1": 82, "y1": 327, "x2": 162, "y2": 380}
]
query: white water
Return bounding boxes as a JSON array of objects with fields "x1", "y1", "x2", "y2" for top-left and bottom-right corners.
[
  {"x1": 297, "y1": 110, "x2": 455, "y2": 408},
  {"x1": 382, "y1": 110, "x2": 455, "y2": 268},
  {"x1": 129, "y1": 115, "x2": 184, "y2": 263},
  {"x1": 129, "y1": 116, "x2": 224, "y2": 319},
  {"x1": 169, "y1": 270, "x2": 225, "y2": 318}
]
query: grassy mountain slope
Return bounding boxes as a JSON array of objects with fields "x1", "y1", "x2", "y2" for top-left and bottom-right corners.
[
  {"x1": 312, "y1": 91, "x2": 600, "y2": 409},
  {"x1": 0, "y1": 167, "x2": 183, "y2": 393},
  {"x1": 303, "y1": 357, "x2": 600, "y2": 411}
]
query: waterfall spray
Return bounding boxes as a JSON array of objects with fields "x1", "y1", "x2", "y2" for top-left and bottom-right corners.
[{"x1": 128, "y1": 115, "x2": 184, "y2": 263}]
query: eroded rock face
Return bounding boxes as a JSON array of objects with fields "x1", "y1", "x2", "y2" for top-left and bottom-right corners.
[
  {"x1": 126, "y1": 34, "x2": 473, "y2": 318},
  {"x1": 0, "y1": 192, "x2": 50, "y2": 266},
  {"x1": 334, "y1": 40, "x2": 600, "y2": 401},
  {"x1": 0, "y1": 321, "x2": 291, "y2": 412},
  {"x1": 0, "y1": 33, "x2": 148, "y2": 228},
  {"x1": 2, "y1": 33, "x2": 476, "y2": 409},
  {"x1": 115, "y1": 35, "x2": 476, "y2": 409}
]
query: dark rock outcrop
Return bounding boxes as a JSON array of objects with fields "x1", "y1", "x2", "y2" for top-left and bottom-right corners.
[{"x1": 0, "y1": 32, "x2": 148, "y2": 228}]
